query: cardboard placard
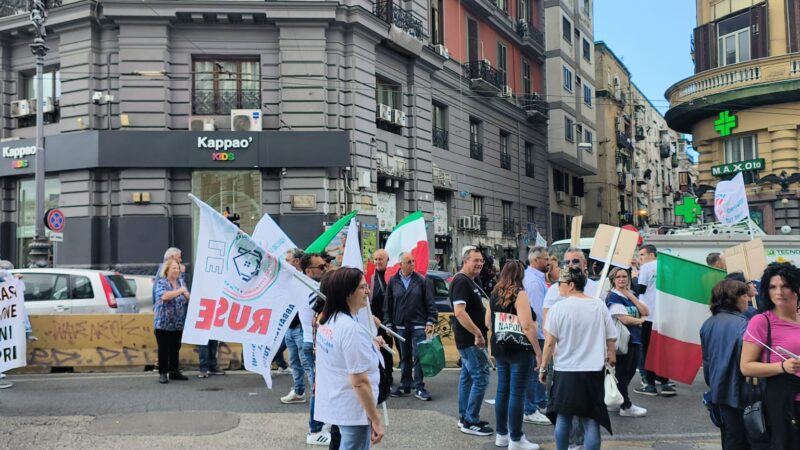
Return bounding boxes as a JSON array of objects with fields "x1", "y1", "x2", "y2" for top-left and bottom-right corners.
[
  {"x1": 724, "y1": 238, "x2": 767, "y2": 281},
  {"x1": 589, "y1": 224, "x2": 639, "y2": 269},
  {"x1": 570, "y1": 216, "x2": 583, "y2": 248}
]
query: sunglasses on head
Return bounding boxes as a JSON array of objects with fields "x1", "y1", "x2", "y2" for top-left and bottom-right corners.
[{"x1": 562, "y1": 258, "x2": 582, "y2": 266}]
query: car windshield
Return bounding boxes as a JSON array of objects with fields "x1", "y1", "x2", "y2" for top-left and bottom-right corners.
[{"x1": 107, "y1": 274, "x2": 137, "y2": 298}]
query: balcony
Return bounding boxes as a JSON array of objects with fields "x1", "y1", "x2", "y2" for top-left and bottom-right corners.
[
  {"x1": 373, "y1": 1, "x2": 424, "y2": 41},
  {"x1": 659, "y1": 143, "x2": 671, "y2": 158},
  {"x1": 502, "y1": 218, "x2": 517, "y2": 237},
  {"x1": 470, "y1": 141, "x2": 483, "y2": 160},
  {"x1": 518, "y1": 93, "x2": 548, "y2": 123},
  {"x1": 463, "y1": 60, "x2": 503, "y2": 96},
  {"x1": 1, "y1": 0, "x2": 61, "y2": 19},
  {"x1": 516, "y1": 20, "x2": 545, "y2": 53},
  {"x1": 617, "y1": 173, "x2": 627, "y2": 188},
  {"x1": 500, "y1": 152, "x2": 511, "y2": 170},
  {"x1": 192, "y1": 88, "x2": 261, "y2": 116},
  {"x1": 524, "y1": 162, "x2": 534, "y2": 177},
  {"x1": 665, "y1": 53, "x2": 800, "y2": 132},
  {"x1": 616, "y1": 131, "x2": 633, "y2": 151},
  {"x1": 432, "y1": 126, "x2": 448, "y2": 150}
]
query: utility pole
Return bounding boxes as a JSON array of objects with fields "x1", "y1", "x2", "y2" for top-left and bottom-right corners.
[{"x1": 28, "y1": 0, "x2": 51, "y2": 267}]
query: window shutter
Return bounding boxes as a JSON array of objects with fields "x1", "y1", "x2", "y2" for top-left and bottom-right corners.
[
  {"x1": 750, "y1": 3, "x2": 768, "y2": 59},
  {"x1": 693, "y1": 23, "x2": 717, "y2": 73},
  {"x1": 789, "y1": 0, "x2": 800, "y2": 53}
]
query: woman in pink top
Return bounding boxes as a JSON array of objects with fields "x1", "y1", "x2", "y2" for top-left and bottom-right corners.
[{"x1": 741, "y1": 263, "x2": 800, "y2": 448}]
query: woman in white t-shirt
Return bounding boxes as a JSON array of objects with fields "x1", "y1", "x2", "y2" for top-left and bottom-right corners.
[
  {"x1": 314, "y1": 267, "x2": 384, "y2": 450},
  {"x1": 539, "y1": 266, "x2": 617, "y2": 450}
]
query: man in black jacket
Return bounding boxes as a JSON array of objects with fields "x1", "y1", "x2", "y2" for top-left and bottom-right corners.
[{"x1": 384, "y1": 252, "x2": 437, "y2": 401}]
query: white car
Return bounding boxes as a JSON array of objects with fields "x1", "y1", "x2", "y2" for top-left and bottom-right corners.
[
  {"x1": 11, "y1": 268, "x2": 140, "y2": 314},
  {"x1": 124, "y1": 274, "x2": 156, "y2": 313}
]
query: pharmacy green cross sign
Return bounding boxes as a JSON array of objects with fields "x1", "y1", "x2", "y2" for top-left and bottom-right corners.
[
  {"x1": 714, "y1": 111, "x2": 737, "y2": 137},
  {"x1": 674, "y1": 196, "x2": 701, "y2": 224}
]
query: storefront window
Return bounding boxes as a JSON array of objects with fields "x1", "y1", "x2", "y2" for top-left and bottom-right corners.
[
  {"x1": 724, "y1": 135, "x2": 757, "y2": 163},
  {"x1": 191, "y1": 171, "x2": 262, "y2": 248},
  {"x1": 17, "y1": 178, "x2": 61, "y2": 267}
]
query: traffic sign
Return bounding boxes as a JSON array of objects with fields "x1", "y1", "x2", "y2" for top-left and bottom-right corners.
[
  {"x1": 46, "y1": 229, "x2": 63, "y2": 242},
  {"x1": 45, "y1": 208, "x2": 65, "y2": 232}
]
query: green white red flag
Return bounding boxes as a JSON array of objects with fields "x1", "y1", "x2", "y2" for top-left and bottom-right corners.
[
  {"x1": 383, "y1": 211, "x2": 429, "y2": 281},
  {"x1": 305, "y1": 210, "x2": 358, "y2": 254},
  {"x1": 645, "y1": 253, "x2": 726, "y2": 384}
]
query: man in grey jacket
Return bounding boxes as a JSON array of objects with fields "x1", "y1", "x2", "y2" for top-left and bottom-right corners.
[{"x1": 384, "y1": 252, "x2": 437, "y2": 401}]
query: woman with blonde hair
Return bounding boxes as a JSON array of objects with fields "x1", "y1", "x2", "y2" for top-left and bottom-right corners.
[
  {"x1": 153, "y1": 259, "x2": 190, "y2": 384},
  {"x1": 485, "y1": 260, "x2": 543, "y2": 449}
]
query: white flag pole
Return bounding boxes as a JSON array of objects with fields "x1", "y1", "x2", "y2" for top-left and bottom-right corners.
[{"x1": 594, "y1": 227, "x2": 622, "y2": 302}]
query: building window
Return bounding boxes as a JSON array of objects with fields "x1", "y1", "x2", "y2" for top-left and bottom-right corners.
[
  {"x1": 17, "y1": 177, "x2": 60, "y2": 266},
  {"x1": 432, "y1": 102, "x2": 448, "y2": 150},
  {"x1": 524, "y1": 142, "x2": 534, "y2": 177},
  {"x1": 551, "y1": 213, "x2": 567, "y2": 241},
  {"x1": 522, "y1": 60, "x2": 531, "y2": 95},
  {"x1": 469, "y1": 118, "x2": 483, "y2": 160},
  {"x1": 723, "y1": 134, "x2": 757, "y2": 163},
  {"x1": 430, "y1": 0, "x2": 444, "y2": 45},
  {"x1": 526, "y1": 206, "x2": 536, "y2": 224},
  {"x1": 583, "y1": 85, "x2": 592, "y2": 107},
  {"x1": 717, "y1": 12, "x2": 751, "y2": 67},
  {"x1": 497, "y1": 42, "x2": 508, "y2": 86},
  {"x1": 520, "y1": 0, "x2": 530, "y2": 22},
  {"x1": 500, "y1": 131, "x2": 511, "y2": 170},
  {"x1": 472, "y1": 195, "x2": 483, "y2": 215},
  {"x1": 193, "y1": 58, "x2": 260, "y2": 115},
  {"x1": 19, "y1": 67, "x2": 61, "y2": 127},
  {"x1": 572, "y1": 176, "x2": 584, "y2": 197},
  {"x1": 583, "y1": 38, "x2": 591, "y2": 62},
  {"x1": 584, "y1": 130, "x2": 593, "y2": 147},
  {"x1": 496, "y1": 0, "x2": 508, "y2": 13},
  {"x1": 553, "y1": 169, "x2": 570, "y2": 193},
  {"x1": 562, "y1": 16, "x2": 572, "y2": 44},
  {"x1": 565, "y1": 116, "x2": 574, "y2": 142},
  {"x1": 563, "y1": 66, "x2": 573, "y2": 92},
  {"x1": 582, "y1": 0, "x2": 591, "y2": 16},
  {"x1": 376, "y1": 77, "x2": 402, "y2": 109},
  {"x1": 502, "y1": 201, "x2": 514, "y2": 236}
]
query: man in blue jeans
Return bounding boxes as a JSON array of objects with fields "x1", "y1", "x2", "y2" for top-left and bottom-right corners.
[
  {"x1": 450, "y1": 247, "x2": 493, "y2": 436},
  {"x1": 522, "y1": 246, "x2": 550, "y2": 424},
  {"x1": 197, "y1": 340, "x2": 225, "y2": 378},
  {"x1": 384, "y1": 252, "x2": 437, "y2": 401}
]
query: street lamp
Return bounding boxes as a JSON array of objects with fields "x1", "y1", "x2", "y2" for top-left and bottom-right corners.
[{"x1": 27, "y1": 0, "x2": 51, "y2": 267}]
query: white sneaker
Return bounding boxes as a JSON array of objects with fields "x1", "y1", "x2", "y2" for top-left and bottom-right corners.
[
  {"x1": 522, "y1": 411, "x2": 551, "y2": 425},
  {"x1": 0, "y1": 380, "x2": 13, "y2": 389},
  {"x1": 306, "y1": 431, "x2": 331, "y2": 446},
  {"x1": 495, "y1": 433, "x2": 509, "y2": 447},
  {"x1": 619, "y1": 404, "x2": 647, "y2": 417},
  {"x1": 567, "y1": 446, "x2": 584, "y2": 450},
  {"x1": 509, "y1": 435, "x2": 540, "y2": 450},
  {"x1": 280, "y1": 389, "x2": 306, "y2": 404}
]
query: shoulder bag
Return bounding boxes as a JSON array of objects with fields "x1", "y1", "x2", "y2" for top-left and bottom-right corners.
[
  {"x1": 601, "y1": 300, "x2": 624, "y2": 407},
  {"x1": 493, "y1": 295, "x2": 533, "y2": 352},
  {"x1": 742, "y1": 313, "x2": 770, "y2": 442}
]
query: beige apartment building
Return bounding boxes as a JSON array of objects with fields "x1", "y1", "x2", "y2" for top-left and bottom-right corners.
[
  {"x1": 665, "y1": 0, "x2": 800, "y2": 234},
  {"x1": 584, "y1": 42, "x2": 682, "y2": 234}
]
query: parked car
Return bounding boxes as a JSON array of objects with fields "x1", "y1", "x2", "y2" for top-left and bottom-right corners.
[
  {"x1": 11, "y1": 268, "x2": 140, "y2": 314},
  {"x1": 426, "y1": 270, "x2": 454, "y2": 313},
  {"x1": 124, "y1": 274, "x2": 156, "y2": 313}
]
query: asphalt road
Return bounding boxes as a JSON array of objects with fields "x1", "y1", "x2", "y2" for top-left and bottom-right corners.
[{"x1": 0, "y1": 368, "x2": 721, "y2": 449}]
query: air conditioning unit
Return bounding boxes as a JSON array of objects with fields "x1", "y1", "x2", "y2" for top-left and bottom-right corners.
[
  {"x1": 470, "y1": 214, "x2": 482, "y2": 230},
  {"x1": 377, "y1": 103, "x2": 392, "y2": 122},
  {"x1": 189, "y1": 116, "x2": 216, "y2": 131},
  {"x1": 230, "y1": 109, "x2": 262, "y2": 131},
  {"x1": 392, "y1": 109, "x2": 407, "y2": 127},
  {"x1": 570, "y1": 196, "x2": 580, "y2": 207},
  {"x1": 395, "y1": 158, "x2": 408, "y2": 174},
  {"x1": 457, "y1": 216, "x2": 472, "y2": 230},
  {"x1": 433, "y1": 44, "x2": 450, "y2": 59},
  {"x1": 555, "y1": 190, "x2": 566, "y2": 203},
  {"x1": 10, "y1": 100, "x2": 32, "y2": 118},
  {"x1": 500, "y1": 86, "x2": 513, "y2": 98},
  {"x1": 29, "y1": 97, "x2": 54, "y2": 114}
]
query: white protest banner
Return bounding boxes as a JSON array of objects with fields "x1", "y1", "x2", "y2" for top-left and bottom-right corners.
[
  {"x1": 0, "y1": 276, "x2": 26, "y2": 372},
  {"x1": 252, "y1": 212, "x2": 296, "y2": 257},
  {"x1": 714, "y1": 172, "x2": 750, "y2": 226},
  {"x1": 535, "y1": 232, "x2": 547, "y2": 247},
  {"x1": 183, "y1": 195, "x2": 312, "y2": 389}
]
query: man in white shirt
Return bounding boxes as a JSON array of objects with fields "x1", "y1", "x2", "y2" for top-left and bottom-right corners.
[
  {"x1": 633, "y1": 244, "x2": 676, "y2": 397},
  {"x1": 522, "y1": 246, "x2": 550, "y2": 425}
]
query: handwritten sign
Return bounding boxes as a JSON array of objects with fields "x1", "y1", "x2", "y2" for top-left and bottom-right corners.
[
  {"x1": 589, "y1": 224, "x2": 639, "y2": 269},
  {"x1": 725, "y1": 239, "x2": 768, "y2": 281},
  {"x1": 0, "y1": 277, "x2": 26, "y2": 372}
]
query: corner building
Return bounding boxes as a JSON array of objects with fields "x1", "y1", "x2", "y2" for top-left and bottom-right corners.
[
  {"x1": 0, "y1": 0, "x2": 549, "y2": 270},
  {"x1": 666, "y1": 0, "x2": 800, "y2": 234}
]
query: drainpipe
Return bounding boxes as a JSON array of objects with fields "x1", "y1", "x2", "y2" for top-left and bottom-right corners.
[{"x1": 107, "y1": 51, "x2": 118, "y2": 130}]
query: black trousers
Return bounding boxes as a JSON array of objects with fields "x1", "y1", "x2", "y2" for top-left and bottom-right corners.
[
  {"x1": 155, "y1": 329, "x2": 182, "y2": 374},
  {"x1": 616, "y1": 343, "x2": 640, "y2": 409},
  {"x1": 718, "y1": 405, "x2": 750, "y2": 450},
  {"x1": 641, "y1": 321, "x2": 668, "y2": 385}
]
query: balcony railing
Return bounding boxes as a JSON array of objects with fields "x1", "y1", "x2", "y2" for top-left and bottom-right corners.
[
  {"x1": 192, "y1": 88, "x2": 261, "y2": 115},
  {"x1": 515, "y1": 20, "x2": 544, "y2": 48},
  {"x1": 373, "y1": 0, "x2": 424, "y2": 41},
  {"x1": 432, "y1": 126, "x2": 448, "y2": 150},
  {"x1": 519, "y1": 93, "x2": 548, "y2": 121},
  {"x1": 616, "y1": 131, "x2": 633, "y2": 150},
  {"x1": 470, "y1": 141, "x2": 483, "y2": 160},
  {"x1": 502, "y1": 218, "x2": 517, "y2": 237},
  {"x1": 524, "y1": 162, "x2": 534, "y2": 177},
  {"x1": 1, "y1": 0, "x2": 62, "y2": 19},
  {"x1": 500, "y1": 152, "x2": 511, "y2": 170},
  {"x1": 463, "y1": 60, "x2": 504, "y2": 92}
]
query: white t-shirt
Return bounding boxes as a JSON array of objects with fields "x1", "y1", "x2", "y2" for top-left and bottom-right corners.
[
  {"x1": 543, "y1": 278, "x2": 599, "y2": 310},
  {"x1": 314, "y1": 312, "x2": 380, "y2": 426},
  {"x1": 544, "y1": 296, "x2": 617, "y2": 372},
  {"x1": 638, "y1": 260, "x2": 657, "y2": 322},
  {"x1": 300, "y1": 292, "x2": 318, "y2": 343}
]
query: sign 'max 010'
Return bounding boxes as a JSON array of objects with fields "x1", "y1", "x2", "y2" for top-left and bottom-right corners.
[
  {"x1": 197, "y1": 136, "x2": 254, "y2": 161},
  {"x1": 711, "y1": 158, "x2": 765, "y2": 177}
]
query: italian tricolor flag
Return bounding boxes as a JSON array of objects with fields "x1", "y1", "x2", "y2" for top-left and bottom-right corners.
[
  {"x1": 645, "y1": 253, "x2": 726, "y2": 384},
  {"x1": 383, "y1": 211, "x2": 429, "y2": 281}
]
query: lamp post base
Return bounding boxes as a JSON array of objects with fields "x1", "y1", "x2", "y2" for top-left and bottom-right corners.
[{"x1": 28, "y1": 236, "x2": 51, "y2": 268}]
